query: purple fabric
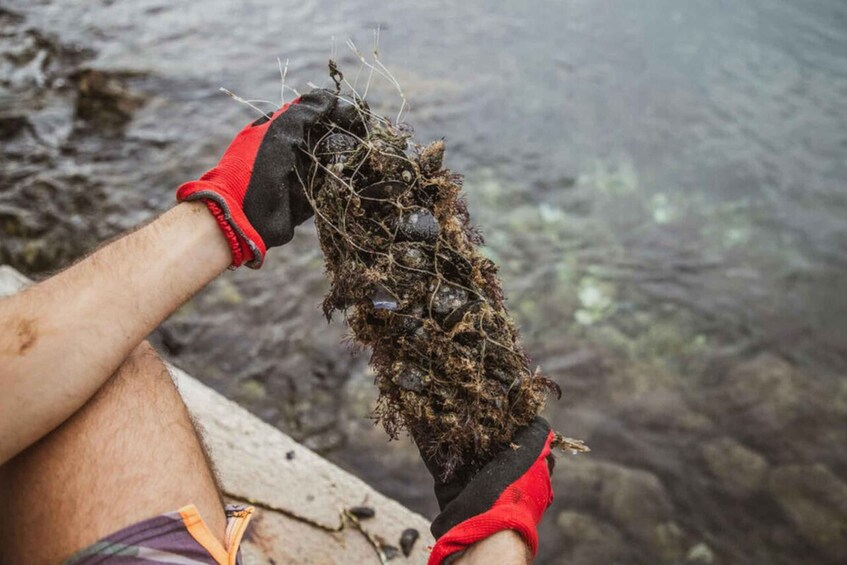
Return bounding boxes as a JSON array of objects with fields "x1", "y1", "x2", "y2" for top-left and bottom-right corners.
[{"x1": 64, "y1": 505, "x2": 248, "y2": 565}]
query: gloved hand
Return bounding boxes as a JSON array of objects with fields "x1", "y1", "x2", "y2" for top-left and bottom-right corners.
[
  {"x1": 177, "y1": 88, "x2": 358, "y2": 268},
  {"x1": 421, "y1": 417, "x2": 556, "y2": 565}
]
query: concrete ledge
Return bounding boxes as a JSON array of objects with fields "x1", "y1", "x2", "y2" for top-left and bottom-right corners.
[{"x1": 0, "y1": 265, "x2": 434, "y2": 564}]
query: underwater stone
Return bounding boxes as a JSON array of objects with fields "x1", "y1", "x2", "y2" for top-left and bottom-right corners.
[
  {"x1": 431, "y1": 284, "x2": 468, "y2": 315},
  {"x1": 396, "y1": 207, "x2": 439, "y2": 242}
]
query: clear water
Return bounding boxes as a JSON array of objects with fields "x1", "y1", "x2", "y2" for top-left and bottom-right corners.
[{"x1": 2, "y1": 1, "x2": 847, "y2": 563}]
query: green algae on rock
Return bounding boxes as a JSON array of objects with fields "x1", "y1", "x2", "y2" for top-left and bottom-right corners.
[{"x1": 305, "y1": 71, "x2": 586, "y2": 480}]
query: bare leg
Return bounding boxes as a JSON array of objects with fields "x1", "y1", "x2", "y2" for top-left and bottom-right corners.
[{"x1": 0, "y1": 343, "x2": 226, "y2": 565}]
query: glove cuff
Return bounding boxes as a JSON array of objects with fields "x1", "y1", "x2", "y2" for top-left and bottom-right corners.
[
  {"x1": 427, "y1": 429, "x2": 555, "y2": 565},
  {"x1": 428, "y1": 509, "x2": 539, "y2": 565},
  {"x1": 176, "y1": 180, "x2": 267, "y2": 269}
]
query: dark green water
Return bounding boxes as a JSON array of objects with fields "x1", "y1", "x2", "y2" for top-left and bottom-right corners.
[{"x1": 2, "y1": 1, "x2": 846, "y2": 563}]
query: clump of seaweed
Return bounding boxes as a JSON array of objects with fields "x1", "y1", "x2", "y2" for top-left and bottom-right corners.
[{"x1": 296, "y1": 56, "x2": 586, "y2": 480}]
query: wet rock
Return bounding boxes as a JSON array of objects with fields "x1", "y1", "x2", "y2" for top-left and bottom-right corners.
[
  {"x1": 686, "y1": 542, "x2": 715, "y2": 563},
  {"x1": 768, "y1": 464, "x2": 847, "y2": 560},
  {"x1": 395, "y1": 207, "x2": 439, "y2": 242},
  {"x1": 701, "y1": 437, "x2": 768, "y2": 497},
  {"x1": 617, "y1": 383, "x2": 713, "y2": 434},
  {"x1": 0, "y1": 175, "x2": 111, "y2": 274},
  {"x1": 0, "y1": 115, "x2": 29, "y2": 140},
  {"x1": 701, "y1": 353, "x2": 805, "y2": 445},
  {"x1": 555, "y1": 457, "x2": 672, "y2": 544},
  {"x1": 653, "y1": 522, "x2": 687, "y2": 562},
  {"x1": 237, "y1": 378, "x2": 267, "y2": 403},
  {"x1": 555, "y1": 511, "x2": 627, "y2": 564},
  {"x1": 74, "y1": 68, "x2": 145, "y2": 133}
]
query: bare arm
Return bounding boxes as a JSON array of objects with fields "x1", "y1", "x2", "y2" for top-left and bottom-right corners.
[
  {"x1": 0, "y1": 202, "x2": 230, "y2": 465},
  {"x1": 455, "y1": 531, "x2": 532, "y2": 565}
]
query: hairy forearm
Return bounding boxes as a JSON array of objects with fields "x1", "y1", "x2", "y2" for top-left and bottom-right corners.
[
  {"x1": 454, "y1": 531, "x2": 532, "y2": 565},
  {"x1": 0, "y1": 202, "x2": 229, "y2": 465}
]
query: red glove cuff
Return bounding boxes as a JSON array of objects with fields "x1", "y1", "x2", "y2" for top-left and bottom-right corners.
[
  {"x1": 428, "y1": 431, "x2": 555, "y2": 565},
  {"x1": 177, "y1": 182, "x2": 266, "y2": 268}
]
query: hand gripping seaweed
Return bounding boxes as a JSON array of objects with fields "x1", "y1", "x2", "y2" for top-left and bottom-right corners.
[{"x1": 304, "y1": 67, "x2": 587, "y2": 481}]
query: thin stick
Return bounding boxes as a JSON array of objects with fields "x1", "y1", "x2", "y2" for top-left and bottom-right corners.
[
  {"x1": 277, "y1": 57, "x2": 289, "y2": 107},
  {"x1": 219, "y1": 87, "x2": 272, "y2": 119}
]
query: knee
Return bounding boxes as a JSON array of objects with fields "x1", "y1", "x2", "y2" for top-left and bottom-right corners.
[
  {"x1": 127, "y1": 341, "x2": 161, "y2": 364},
  {"x1": 107, "y1": 341, "x2": 173, "y2": 393}
]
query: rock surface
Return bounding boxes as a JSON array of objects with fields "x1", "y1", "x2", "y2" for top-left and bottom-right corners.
[
  {"x1": 768, "y1": 464, "x2": 847, "y2": 560},
  {"x1": 701, "y1": 437, "x2": 768, "y2": 497}
]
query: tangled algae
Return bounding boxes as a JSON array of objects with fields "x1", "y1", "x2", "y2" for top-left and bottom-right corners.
[{"x1": 304, "y1": 65, "x2": 586, "y2": 480}]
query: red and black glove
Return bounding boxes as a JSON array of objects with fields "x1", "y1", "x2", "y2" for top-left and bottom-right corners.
[
  {"x1": 421, "y1": 417, "x2": 556, "y2": 565},
  {"x1": 177, "y1": 88, "x2": 357, "y2": 268}
]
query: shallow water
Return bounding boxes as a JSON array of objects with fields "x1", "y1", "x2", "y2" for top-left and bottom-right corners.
[{"x1": 2, "y1": 1, "x2": 847, "y2": 563}]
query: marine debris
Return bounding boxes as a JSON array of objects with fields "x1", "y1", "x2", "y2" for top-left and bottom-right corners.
[{"x1": 302, "y1": 58, "x2": 587, "y2": 480}]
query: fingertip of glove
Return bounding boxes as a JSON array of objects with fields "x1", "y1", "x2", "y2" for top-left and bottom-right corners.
[
  {"x1": 299, "y1": 88, "x2": 337, "y2": 113},
  {"x1": 329, "y1": 99, "x2": 368, "y2": 136}
]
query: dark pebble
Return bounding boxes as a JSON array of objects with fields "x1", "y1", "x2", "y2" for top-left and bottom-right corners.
[
  {"x1": 400, "y1": 528, "x2": 420, "y2": 556},
  {"x1": 285, "y1": 450, "x2": 295, "y2": 460},
  {"x1": 381, "y1": 544, "x2": 401, "y2": 560},
  {"x1": 348, "y1": 506, "x2": 376, "y2": 519}
]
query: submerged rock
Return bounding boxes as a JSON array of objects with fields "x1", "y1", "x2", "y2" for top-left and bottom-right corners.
[
  {"x1": 555, "y1": 511, "x2": 628, "y2": 564},
  {"x1": 700, "y1": 437, "x2": 768, "y2": 497},
  {"x1": 556, "y1": 457, "x2": 672, "y2": 544},
  {"x1": 73, "y1": 68, "x2": 145, "y2": 133},
  {"x1": 768, "y1": 464, "x2": 847, "y2": 560}
]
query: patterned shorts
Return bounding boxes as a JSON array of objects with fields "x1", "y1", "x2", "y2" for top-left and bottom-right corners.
[{"x1": 64, "y1": 504, "x2": 254, "y2": 565}]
